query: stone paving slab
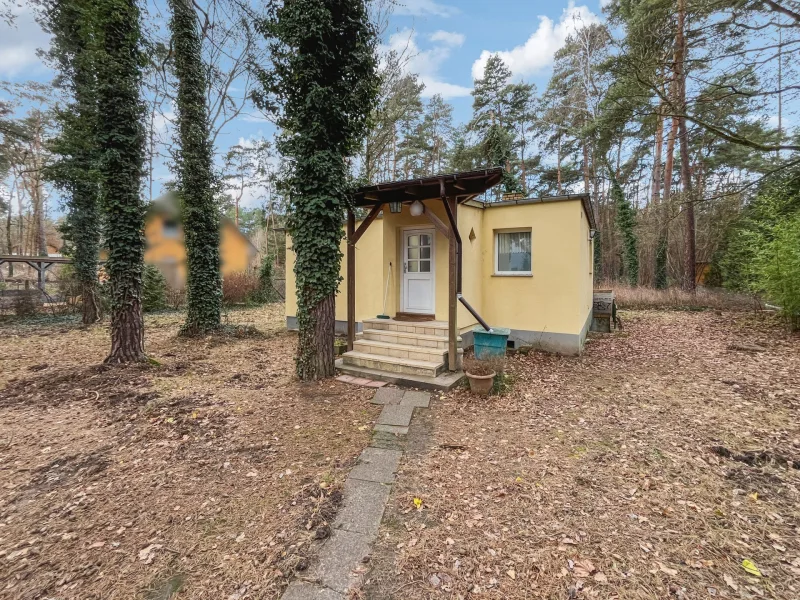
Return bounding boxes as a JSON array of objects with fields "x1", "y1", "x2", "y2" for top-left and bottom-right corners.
[
  {"x1": 370, "y1": 387, "x2": 405, "y2": 405},
  {"x1": 348, "y1": 447, "x2": 402, "y2": 483},
  {"x1": 334, "y1": 479, "x2": 391, "y2": 536},
  {"x1": 369, "y1": 430, "x2": 405, "y2": 451},
  {"x1": 310, "y1": 529, "x2": 372, "y2": 594},
  {"x1": 376, "y1": 404, "x2": 415, "y2": 427},
  {"x1": 399, "y1": 390, "x2": 431, "y2": 408},
  {"x1": 373, "y1": 424, "x2": 409, "y2": 435},
  {"x1": 282, "y1": 581, "x2": 343, "y2": 600}
]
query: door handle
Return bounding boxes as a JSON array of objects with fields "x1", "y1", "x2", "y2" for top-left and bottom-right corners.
[{"x1": 403, "y1": 262, "x2": 407, "y2": 274}]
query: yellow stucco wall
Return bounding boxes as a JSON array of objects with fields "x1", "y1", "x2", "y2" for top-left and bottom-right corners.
[
  {"x1": 144, "y1": 213, "x2": 255, "y2": 286},
  {"x1": 480, "y1": 201, "x2": 585, "y2": 336},
  {"x1": 284, "y1": 219, "x2": 385, "y2": 324},
  {"x1": 284, "y1": 198, "x2": 594, "y2": 348}
]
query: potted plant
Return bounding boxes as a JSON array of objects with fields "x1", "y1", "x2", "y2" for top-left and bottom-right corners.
[{"x1": 464, "y1": 357, "x2": 502, "y2": 396}]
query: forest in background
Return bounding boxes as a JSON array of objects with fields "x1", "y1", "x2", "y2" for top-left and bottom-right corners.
[{"x1": 1, "y1": 0, "x2": 799, "y2": 324}]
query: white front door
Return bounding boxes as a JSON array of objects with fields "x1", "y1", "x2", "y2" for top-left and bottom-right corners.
[{"x1": 402, "y1": 229, "x2": 435, "y2": 314}]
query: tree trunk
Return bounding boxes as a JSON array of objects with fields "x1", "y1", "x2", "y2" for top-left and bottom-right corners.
[
  {"x1": 676, "y1": 0, "x2": 696, "y2": 292},
  {"x1": 81, "y1": 280, "x2": 101, "y2": 323},
  {"x1": 297, "y1": 292, "x2": 336, "y2": 379},
  {"x1": 582, "y1": 139, "x2": 590, "y2": 194},
  {"x1": 651, "y1": 104, "x2": 664, "y2": 206},
  {"x1": 5, "y1": 201, "x2": 13, "y2": 276},
  {"x1": 106, "y1": 294, "x2": 145, "y2": 362},
  {"x1": 556, "y1": 135, "x2": 563, "y2": 195}
]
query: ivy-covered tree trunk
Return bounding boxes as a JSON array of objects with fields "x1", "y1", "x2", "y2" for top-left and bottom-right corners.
[
  {"x1": 168, "y1": 0, "x2": 222, "y2": 335},
  {"x1": 254, "y1": 0, "x2": 378, "y2": 380},
  {"x1": 609, "y1": 168, "x2": 639, "y2": 286},
  {"x1": 96, "y1": 0, "x2": 148, "y2": 362},
  {"x1": 41, "y1": 0, "x2": 103, "y2": 325}
]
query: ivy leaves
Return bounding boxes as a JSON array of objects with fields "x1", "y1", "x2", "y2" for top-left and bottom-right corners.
[{"x1": 253, "y1": 0, "x2": 379, "y2": 378}]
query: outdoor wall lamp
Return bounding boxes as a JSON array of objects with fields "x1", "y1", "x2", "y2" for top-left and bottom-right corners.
[
  {"x1": 589, "y1": 229, "x2": 598, "y2": 240},
  {"x1": 410, "y1": 200, "x2": 424, "y2": 217},
  {"x1": 389, "y1": 201, "x2": 402, "y2": 213}
]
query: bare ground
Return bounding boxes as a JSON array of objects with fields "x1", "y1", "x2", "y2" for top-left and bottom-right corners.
[
  {"x1": 0, "y1": 305, "x2": 380, "y2": 599},
  {"x1": 363, "y1": 310, "x2": 800, "y2": 600}
]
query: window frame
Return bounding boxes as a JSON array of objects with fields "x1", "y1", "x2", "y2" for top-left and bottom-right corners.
[{"x1": 494, "y1": 228, "x2": 532, "y2": 277}]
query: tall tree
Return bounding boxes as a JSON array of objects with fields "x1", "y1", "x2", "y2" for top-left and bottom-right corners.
[
  {"x1": 41, "y1": 0, "x2": 103, "y2": 324},
  {"x1": 95, "y1": 0, "x2": 148, "y2": 362},
  {"x1": 169, "y1": 0, "x2": 222, "y2": 335},
  {"x1": 610, "y1": 167, "x2": 639, "y2": 285},
  {"x1": 254, "y1": 0, "x2": 379, "y2": 379}
]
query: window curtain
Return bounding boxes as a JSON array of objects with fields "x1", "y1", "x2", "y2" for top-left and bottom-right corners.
[{"x1": 497, "y1": 231, "x2": 531, "y2": 272}]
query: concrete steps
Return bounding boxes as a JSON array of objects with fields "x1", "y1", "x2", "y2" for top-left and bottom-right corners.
[
  {"x1": 342, "y1": 317, "x2": 453, "y2": 379},
  {"x1": 353, "y1": 338, "x2": 447, "y2": 363},
  {"x1": 359, "y1": 329, "x2": 448, "y2": 349},
  {"x1": 341, "y1": 351, "x2": 445, "y2": 378}
]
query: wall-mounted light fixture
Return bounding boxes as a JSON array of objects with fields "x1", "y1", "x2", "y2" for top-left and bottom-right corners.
[
  {"x1": 389, "y1": 201, "x2": 402, "y2": 213},
  {"x1": 410, "y1": 200, "x2": 424, "y2": 217},
  {"x1": 589, "y1": 229, "x2": 598, "y2": 240}
]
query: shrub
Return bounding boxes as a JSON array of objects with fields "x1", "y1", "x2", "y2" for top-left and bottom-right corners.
[
  {"x1": 255, "y1": 259, "x2": 277, "y2": 303},
  {"x1": 757, "y1": 212, "x2": 800, "y2": 329},
  {"x1": 13, "y1": 289, "x2": 41, "y2": 317},
  {"x1": 142, "y1": 265, "x2": 168, "y2": 312},
  {"x1": 222, "y1": 271, "x2": 261, "y2": 306},
  {"x1": 165, "y1": 284, "x2": 186, "y2": 310}
]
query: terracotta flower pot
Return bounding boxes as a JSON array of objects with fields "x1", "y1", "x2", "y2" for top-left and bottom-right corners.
[{"x1": 466, "y1": 371, "x2": 495, "y2": 396}]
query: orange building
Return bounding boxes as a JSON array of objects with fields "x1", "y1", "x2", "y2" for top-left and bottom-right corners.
[{"x1": 143, "y1": 194, "x2": 257, "y2": 288}]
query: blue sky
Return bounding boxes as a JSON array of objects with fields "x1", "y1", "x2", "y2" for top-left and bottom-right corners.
[{"x1": 0, "y1": 0, "x2": 610, "y2": 211}]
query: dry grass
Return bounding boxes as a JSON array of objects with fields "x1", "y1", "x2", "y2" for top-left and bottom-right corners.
[
  {"x1": 608, "y1": 283, "x2": 761, "y2": 312},
  {"x1": 363, "y1": 310, "x2": 800, "y2": 599},
  {"x1": 0, "y1": 305, "x2": 380, "y2": 599}
]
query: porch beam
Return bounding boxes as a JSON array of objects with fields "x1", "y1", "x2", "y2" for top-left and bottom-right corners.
[
  {"x1": 351, "y1": 203, "x2": 382, "y2": 245},
  {"x1": 421, "y1": 204, "x2": 449, "y2": 239},
  {"x1": 346, "y1": 210, "x2": 356, "y2": 352}
]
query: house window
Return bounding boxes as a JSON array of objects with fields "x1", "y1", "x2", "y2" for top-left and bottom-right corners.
[
  {"x1": 163, "y1": 219, "x2": 179, "y2": 239},
  {"x1": 495, "y1": 229, "x2": 531, "y2": 275}
]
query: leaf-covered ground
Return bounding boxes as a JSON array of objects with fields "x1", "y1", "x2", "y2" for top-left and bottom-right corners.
[
  {"x1": 0, "y1": 305, "x2": 379, "y2": 599},
  {"x1": 363, "y1": 311, "x2": 800, "y2": 600}
]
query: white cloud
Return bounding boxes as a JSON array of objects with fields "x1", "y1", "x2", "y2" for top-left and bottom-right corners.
[
  {"x1": 471, "y1": 2, "x2": 600, "y2": 80},
  {"x1": 0, "y1": 5, "x2": 51, "y2": 78},
  {"x1": 394, "y1": 0, "x2": 459, "y2": 17},
  {"x1": 429, "y1": 30, "x2": 465, "y2": 47},
  {"x1": 383, "y1": 29, "x2": 471, "y2": 99},
  {"x1": 600, "y1": 0, "x2": 614, "y2": 7}
]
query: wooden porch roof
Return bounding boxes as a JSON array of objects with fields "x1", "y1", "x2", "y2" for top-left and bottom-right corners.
[{"x1": 352, "y1": 167, "x2": 505, "y2": 207}]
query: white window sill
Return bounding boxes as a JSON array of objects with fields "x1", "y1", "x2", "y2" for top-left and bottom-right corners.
[{"x1": 492, "y1": 272, "x2": 532, "y2": 277}]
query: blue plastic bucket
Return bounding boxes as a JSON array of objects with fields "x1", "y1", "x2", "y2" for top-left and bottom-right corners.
[{"x1": 472, "y1": 327, "x2": 510, "y2": 360}]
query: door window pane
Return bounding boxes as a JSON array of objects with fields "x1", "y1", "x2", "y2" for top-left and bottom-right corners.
[
  {"x1": 420, "y1": 247, "x2": 430, "y2": 259},
  {"x1": 420, "y1": 260, "x2": 431, "y2": 272},
  {"x1": 420, "y1": 234, "x2": 430, "y2": 246},
  {"x1": 408, "y1": 234, "x2": 419, "y2": 247},
  {"x1": 496, "y1": 231, "x2": 531, "y2": 273},
  {"x1": 407, "y1": 247, "x2": 419, "y2": 259},
  {"x1": 407, "y1": 261, "x2": 419, "y2": 272}
]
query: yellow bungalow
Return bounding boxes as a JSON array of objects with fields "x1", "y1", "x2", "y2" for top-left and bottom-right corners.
[
  {"x1": 285, "y1": 168, "x2": 595, "y2": 388},
  {"x1": 144, "y1": 194, "x2": 257, "y2": 287}
]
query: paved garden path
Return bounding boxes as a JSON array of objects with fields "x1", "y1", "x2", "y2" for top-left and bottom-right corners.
[{"x1": 281, "y1": 387, "x2": 430, "y2": 600}]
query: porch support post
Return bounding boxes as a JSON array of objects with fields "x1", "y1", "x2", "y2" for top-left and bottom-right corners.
[
  {"x1": 346, "y1": 210, "x2": 356, "y2": 352},
  {"x1": 441, "y1": 179, "x2": 458, "y2": 372}
]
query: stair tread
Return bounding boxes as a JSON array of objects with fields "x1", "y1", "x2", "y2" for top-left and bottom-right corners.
[
  {"x1": 354, "y1": 339, "x2": 446, "y2": 355},
  {"x1": 343, "y1": 351, "x2": 443, "y2": 369},
  {"x1": 359, "y1": 329, "x2": 449, "y2": 342},
  {"x1": 363, "y1": 318, "x2": 448, "y2": 329}
]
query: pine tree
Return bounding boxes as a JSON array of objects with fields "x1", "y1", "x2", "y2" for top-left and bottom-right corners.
[
  {"x1": 610, "y1": 168, "x2": 638, "y2": 286},
  {"x1": 254, "y1": 0, "x2": 379, "y2": 380},
  {"x1": 168, "y1": 0, "x2": 222, "y2": 335},
  {"x1": 95, "y1": 0, "x2": 148, "y2": 362},
  {"x1": 40, "y1": 0, "x2": 102, "y2": 324}
]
